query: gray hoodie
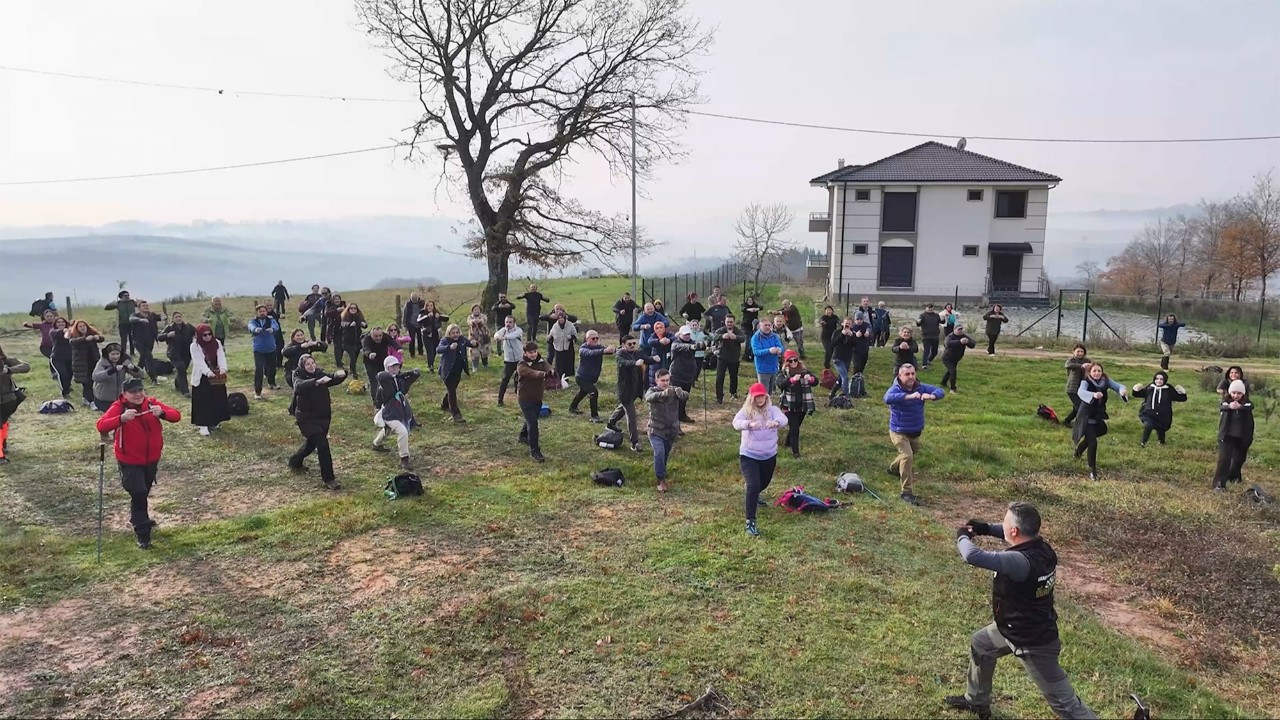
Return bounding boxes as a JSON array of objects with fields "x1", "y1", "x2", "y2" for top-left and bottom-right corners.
[
  {"x1": 495, "y1": 324, "x2": 525, "y2": 363},
  {"x1": 91, "y1": 353, "x2": 143, "y2": 402}
]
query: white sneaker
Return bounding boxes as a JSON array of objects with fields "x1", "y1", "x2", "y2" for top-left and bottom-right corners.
[
  {"x1": 198, "y1": 426, "x2": 210, "y2": 437},
  {"x1": 254, "y1": 393, "x2": 264, "y2": 400}
]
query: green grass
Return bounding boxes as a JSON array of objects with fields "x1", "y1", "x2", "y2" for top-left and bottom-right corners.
[{"x1": 2, "y1": 283, "x2": 1279, "y2": 718}]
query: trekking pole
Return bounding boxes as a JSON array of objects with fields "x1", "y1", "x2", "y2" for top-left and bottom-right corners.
[{"x1": 96, "y1": 443, "x2": 106, "y2": 563}]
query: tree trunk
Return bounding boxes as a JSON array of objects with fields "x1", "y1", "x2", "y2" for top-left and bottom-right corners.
[{"x1": 481, "y1": 226, "x2": 512, "y2": 319}]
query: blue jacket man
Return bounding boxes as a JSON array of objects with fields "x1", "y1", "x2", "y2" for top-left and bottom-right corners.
[
  {"x1": 883, "y1": 363, "x2": 944, "y2": 505},
  {"x1": 631, "y1": 303, "x2": 669, "y2": 347},
  {"x1": 248, "y1": 312, "x2": 281, "y2": 354},
  {"x1": 750, "y1": 319, "x2": 785, "y2": 391}
]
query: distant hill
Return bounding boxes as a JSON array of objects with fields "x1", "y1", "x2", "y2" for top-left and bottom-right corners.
[
  {"x1": 372, "y1": 277, "x2": 444, "y2": 290},
  {"x1": 0, "y1": 235, "x2": 478, "y2": 313}
]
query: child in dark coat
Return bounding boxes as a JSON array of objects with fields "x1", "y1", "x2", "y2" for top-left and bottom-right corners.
[
  {"x1": 1213, "y1": 380, "x2": 1253, "y2": 490},
  {"x1": 1132, "y1": 371, "x2": 1187, "y2": 446}
]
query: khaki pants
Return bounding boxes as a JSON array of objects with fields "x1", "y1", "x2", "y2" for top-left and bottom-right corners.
[
  {"x1": 1159, "y1": 341, "x2": 1172, "y2": 357},
  {"x1": 374, "y1": 420, "x2": 410, "y2": 457},
  {"x1": 889, "y1": 430, "x2": 921, "y2": 494}
]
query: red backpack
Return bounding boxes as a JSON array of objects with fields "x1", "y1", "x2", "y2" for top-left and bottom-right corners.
[
  {"x1": 819, "y1": 368, "x2": 838, "y2": 390},
  {"x1": 774, "y1": 485, "x2": 841, "y2": 512},
  {"x1": 1037, "y1": 404, "x2": 1059, "y2": 424}
]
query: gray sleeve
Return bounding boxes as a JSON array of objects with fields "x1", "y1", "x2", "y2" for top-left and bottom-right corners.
[
  {"x1": 987, "y1": 523, "x2": 1007, "y2": 540},
  {"x1": 957, "y1": 538, "x2": 1030, "y2": 581}
]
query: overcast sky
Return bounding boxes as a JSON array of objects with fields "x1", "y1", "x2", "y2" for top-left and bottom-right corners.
[{"x1": 1, "y1": 0, "x2": 1277, "y2": 253}]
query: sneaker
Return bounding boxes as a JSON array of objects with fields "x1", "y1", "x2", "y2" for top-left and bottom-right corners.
[
  {"x1": 1089, "y1": 470, "x2": 1099, "y2": 482},
  {"x1": 757, "y1": 497, "x2": 768, "y2": 507},
  {"x1": 137, "y1": 540, "x2": 153, "y2": 550},
  {"x1": 631, "y1": 443, "x2": 642, "y2": 453},
  {"x1": 943, "y1": 695, "x2": 990, "y2": 720},
  {"x1": 680, "y1": 416, "x2": 696, "y2": 424},
  {"x1": 657, "y1": 480, "x2": 668, "y2": 493},
  {"x1": 372, "y1": 442, "x2": 389, "y2": 452},
  {"x1": 731, "y1": 394, "x2": 739, "y2": 401},
  {"x1": 452, "y1": 415, "x2": 467, "y2": 424},
  {"x1": 887, "y1": 464, "x2": 900, "y2": 477},
  {"x1": 569, "y1": 407, "x2": 583, "y2": 415},
  {"x1": 497, "y1": 400, "x2": 505, "y2": 407},
  {"x1": 198, "y1": 426, "x2": 211, "y2": 437},
  {"x1": 745, "y1": 520, "x2": 760, "y2": 537},
  {"x1": 1213, "y1": 485, "x2": 1226, "y2": 493},
  {"x1": 531, "y1": 451, "x2": 546, "y2": 463},
  {"x1": 588, "y1": 416, "x2": 603, "y2": 423},
  {"x1": 254, "y1": 393, "x2": 264, "y2": 400},
  {"x1": 716, "y1": 398, "x2": 724, "y2": 405},
  {"x1": 899, "y1": 492, "x2": 921, "y2": 506},
  {"x1": 269, "y1": 385, "x2": 281, "y2": 391},
  {"x1": 288, "y1": 462, "x2": 309, "y2": 473},
  {"x1": 324, "y1": 480, "x2": 343, "y2": 491},
  {"x1": 1140, "y1": 441, "x2": 1146, "y2": 448}
]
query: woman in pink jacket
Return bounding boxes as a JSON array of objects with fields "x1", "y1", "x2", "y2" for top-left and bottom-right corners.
[{"x1": 732, "y1": 382, "x2": 788, "y2": 537}]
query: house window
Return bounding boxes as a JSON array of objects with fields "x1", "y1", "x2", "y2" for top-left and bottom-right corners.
[
  {"x1": 881, "y1": 192, "x2": 917, "y2": 232},
  {"x1": 967, "y1": 189, "x2": 983, "y2": 202},
  {"x1": 879, "y1": 246, "x2": 914, "y2": 288},
  {"x1": 854, "y1": 189, "x2": 871, "y2": 201},
  {"x1": 995, "y1": 190, "x2": 1028, "y2": 218},
  {"x1": 962, "y1": 245, "x2": 979, "y2": 257},
  {"x1": 853, "y1": 244, "x2": 868, "y2": 255}
]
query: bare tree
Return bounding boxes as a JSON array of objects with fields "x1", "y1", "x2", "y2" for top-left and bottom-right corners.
[
  {"x1": 358, "y1": 0, "x2": 713, "y2": 310},
  {"x1": 1075, "y1": 260, "x2": 1101, "y2": 290},
  {"x1": 1133, "y1": 219, "x2": 1180, "y2": 297},
  {"x1": 1191, "y1": 200, "x2": 1233, "y2": 298},
  {"x1": 732, "y1": 203, "x2": 797, "y2": 293},
  {"x1": 1234, "y1": 170, "x2": 1280, "y2": 303}
]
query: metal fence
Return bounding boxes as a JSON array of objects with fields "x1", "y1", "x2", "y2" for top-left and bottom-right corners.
[{"x1": 639, "y1": 264, "x2": 754, "y2": 307}]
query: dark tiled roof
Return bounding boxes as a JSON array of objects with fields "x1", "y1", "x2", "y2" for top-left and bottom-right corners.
[{"x1": 809, "y1": 141, "x2": 1061, "y2": 184}]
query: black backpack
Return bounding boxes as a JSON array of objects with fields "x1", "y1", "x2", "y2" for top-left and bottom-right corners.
[
  {"x1": 828, "y1": 393, "x2": 852, "y2": 409},
  {"x1": 591, "y1": 468, "x2": 625, "y2": 487},
  {"x1": 148, "y1": 358, "x2": 175, "y2": 376},
  {"x1": 849, "y1": 372, "x2": 867, "y2": 398},
  {"x1": 384, "y1": 473, "x2": 424, "y2": 499},
  {"x1": 227, "y1": 392, "x2": 250, "y2": 416},
  {"x1": 594, "y1": 428, "x2": 624, "y2": 449}
]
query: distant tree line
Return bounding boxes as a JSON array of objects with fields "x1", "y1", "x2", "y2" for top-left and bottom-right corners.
[{"x1": 1087, "y1": 171, "x2": 1280, "y2": 302}]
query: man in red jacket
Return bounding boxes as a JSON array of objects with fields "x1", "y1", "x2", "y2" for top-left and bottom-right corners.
[{"x1": 95, "y1": 377, "x2": 181, "y2": 549}]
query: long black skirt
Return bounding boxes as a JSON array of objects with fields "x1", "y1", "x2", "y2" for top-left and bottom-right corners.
[{"x1": 191, "y1": 381, "x2": 231, "y2": 428}]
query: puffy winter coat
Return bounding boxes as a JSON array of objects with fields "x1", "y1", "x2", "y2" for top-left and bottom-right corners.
[
  {"x1": 292, "y1": 367, "x2": 346, "y2": 434},
  {"x1": 248, "y1": 316, "x2": 281, "y2": 353},
  {"x1": 92, "y1": 355, "x2": 144, "y2": 402},
  {"x1": 95, "y1": 396, "x2": 181, "y2": 465},
  {"x1": 884, "y1": 380, "x2": 944, "y2": 435},
  {"x1": 70, "y1": 334, "x2": 103, "y2": 383}
]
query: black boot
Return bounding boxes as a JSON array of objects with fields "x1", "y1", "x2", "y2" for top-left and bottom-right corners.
[{"x1": 1160, "y1": 355, "x2": 1169, "y2": 370}]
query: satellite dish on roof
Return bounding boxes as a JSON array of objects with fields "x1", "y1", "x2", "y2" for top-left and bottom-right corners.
[{"x1": 957, "y1": 137, "x2": 968, "y2": 151}]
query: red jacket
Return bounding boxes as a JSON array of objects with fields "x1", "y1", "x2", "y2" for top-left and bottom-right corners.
[{"x1": 95, "y1": 396, "x2": 181, "y2": 465}]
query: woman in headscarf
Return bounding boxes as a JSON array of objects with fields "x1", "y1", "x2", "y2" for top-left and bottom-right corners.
[{"x1": 189, "y1": 323, "x2": 231, "y2": 436}]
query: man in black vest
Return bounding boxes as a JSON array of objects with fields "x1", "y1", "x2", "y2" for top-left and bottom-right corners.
[{"x1": 945, "y1": 502, "x2": 1096, "y2": 720}]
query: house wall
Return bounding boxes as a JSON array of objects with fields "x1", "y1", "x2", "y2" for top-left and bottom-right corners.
[{"x1": 826, "y1": 184, "x2": 1051, "y2": 298}]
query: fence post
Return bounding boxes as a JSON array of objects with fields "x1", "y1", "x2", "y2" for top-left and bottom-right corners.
[
  {"x1": 65, "y1": 295, "x2": 73, "y2": 321},
  {"x1": 395, "y1": 295, "x2": 402, "y2": 326},
  {"x1": 1082, "y1": 290, "x2": 1090, "y2": 341},
  {"x1": 1055, "y1": 289, "x2": 1062, "y2": 338},
  {"x1": 590, "y1": 298, "x2": 598, "y2": 324},
  {"x1": 845, "y1": 283, "x2": 851, "y2": 317},
  {"x1": 954, "y1": 285, "x2": 959, "y2": 309},
  {"x1": 1154, "y1": 294, "x2": 1163, "y2": 344}
]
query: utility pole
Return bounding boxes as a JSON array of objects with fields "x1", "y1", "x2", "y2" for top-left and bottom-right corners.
[{"x1": 630, "y1": 93, "x2": 638, "y2": 297}]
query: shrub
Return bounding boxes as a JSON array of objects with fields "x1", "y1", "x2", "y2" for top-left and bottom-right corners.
[{"x1": 1200, "y1": 370, "x2": 1224, "y2": 392}]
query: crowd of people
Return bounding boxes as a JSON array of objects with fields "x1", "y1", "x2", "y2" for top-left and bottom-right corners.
[{"x1": 3, "y1": 282, "x2": 1258, "y2": 719}]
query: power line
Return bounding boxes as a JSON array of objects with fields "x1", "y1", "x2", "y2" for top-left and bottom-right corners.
[
  {"x1": 682, "y1": 110, "x2": 1280, "y2": 144},
  {"x1": 4, "y1": 64, "x2": 1278, "y2": 144},
  {"x1": 0, "y1": 144, "x2": 404, "y2": 186}
]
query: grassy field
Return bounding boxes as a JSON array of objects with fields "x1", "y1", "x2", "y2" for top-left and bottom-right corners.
[{"x1": 2, "y1": 279, "x2": 1279, "y2": 718}]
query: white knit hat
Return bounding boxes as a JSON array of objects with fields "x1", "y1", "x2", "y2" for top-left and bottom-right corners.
[
  {"x1": 1229, "y1": 379, "x2": 1247, "y2": 395},
  {"x1": 383, "y1": 355, "x2": 402, "y2": 370}
]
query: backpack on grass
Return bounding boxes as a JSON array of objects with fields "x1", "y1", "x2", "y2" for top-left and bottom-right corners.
[
  {"x1": 148, "y1": 358, "x2": 175, "y2": 377},
  {"x1": 827, "y1": 393, "x2": 852, "y2": 410},
  {"x1": 38, "y1": 399, "x2": 75, "y2": 414},
  {"x1": 819, "y1": 368, "x2": 838, "y2": 390},
  {"x1": 227, "y1": 392, "x2": 250, "y2": 416},
  {"x1": 384, "y1": 472, "x2": 424, "y2": 500},
  {"x1": 544, "y1": 373, "x2": 563, "y2": 391},
  {"x1": 1037, "y1": 404, "x2": 1059, "y2": 424},
  {"x1": 539, "y1": 403, "x2": 552, "y2": 417},
  {"x1": 346, "y1": 379, "x2": 366, "y2": 396},
  {"x1": 774, "y1": 485, "x2": 841, "y2": 512},
  {"x1": 591, "y1": 468, "x2": 625, "y2": 487},
  {"x1": 594, "y1": 428, "x2": 624, "y2": 449},
  {"x1": 849, "y1": 372, "x2": 867, "y2": 399}
]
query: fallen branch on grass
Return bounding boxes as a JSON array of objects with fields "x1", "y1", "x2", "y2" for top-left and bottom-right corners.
[{"x1": 659, "y1": 685, "x2": 727, "y2": 719}]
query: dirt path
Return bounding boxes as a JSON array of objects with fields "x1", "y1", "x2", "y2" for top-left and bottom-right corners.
[{"x1": 992, "y1": 347, "x2": 1279, "y2": 374}]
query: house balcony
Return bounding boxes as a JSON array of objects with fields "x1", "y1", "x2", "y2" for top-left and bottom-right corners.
[{"x1": 809, "y1": 212, "x2": 830, "y2": 233}]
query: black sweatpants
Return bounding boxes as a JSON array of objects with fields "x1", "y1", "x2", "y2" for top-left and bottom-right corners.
[
  {"x1": 741, "y1": 454, "x2": 777, "y2": 521},
  {"x1": 422, "y1": 333, "x2": 440, "y2": 370},
  {"x1": 498, "y1": 361, "x2": 519, "y2": 403},
  {"x1": 715, "y1": 359, "x2": 739, "y2": 401},
  {"x1": 986, "y1": 334, "x2": 999, "y2": 354},
  {"x1": 607, "y1": 400, "x2": 640, "y2": 445},
  {"x1": 940, "y1": 359, "x2": 960, "y2": 391},
  {"x1": 570, "y1": 379, "x2": 600, "y2": 416},
  {"x1": 822, "y1": 337, "x2": 834, "y2": 369},
  {"x1": 784, "y1": 410, "x2": 806, "y2": 456},
  {"x1": 852, "y1": 349, "x2": 869, "y2": 376},
  {"x1": 676, "y1": 381, "x2": 693, "y2": 420},
  {"x1": 1074, "y1": 423, "x2": 1100, "y2": 470},
  {"x1": 136, "y1": 341, "x2": 158, "y2": 381},
  {"x1": 1213, "y1": 436, "x2": 1249, "y2": 488},
  {"x1": 441, "y1": 371, "x2": 463, "y2": 418},
  {"x1": 874, "y1": 329, "x2": 890, "y2": 347},
  {"x1": 335, "y1": 344, "x2": 359, "y2": 378},
  {"x1": 253, "y1": 351, "x2": 278, "y2": 394},
  {"x1": 407, "y1": 327, "x2": 424, "y2": 357},
  {"x1": 526, "y1": 315, "x2": 540, "y2": 341},
  {"x1": 922, "y1": 338, "x2": 939, "y2": 367},
  {"x1": 1063, "y1": 392, "x2": 1082, "y2": 426},
  {"x1": 172, "y1": 359, "x2": 190, "y2": 395},
  {"x1": 1140, "y1": 420, "x2": 1167, "y2": 445},
  {"x1": 80, "y1": 380, "x2": 95, "y2": 406},
  {"x1": 290, "y1": 427, "x2": 335, "y2": 483},
  {"x1": 119, "y1": 325, "x2": 134, "y2": 356},
  {"x1": 119, "y1": 462, "x2": 157, "y2": 543},
  {"x1": 51, "y1": 356, "x2": 73, "y2": 397},
  {"x1": 363, "y1": 361, "x2": 383, "y2": 402}
]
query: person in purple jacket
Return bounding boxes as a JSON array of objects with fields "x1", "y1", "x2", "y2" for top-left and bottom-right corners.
[
  {"x1": 884, "y1": 363, "x2": 945, "y2": 506},
  {"x1": 733, "y1": 382, "x2": 789, "y2": 537}
]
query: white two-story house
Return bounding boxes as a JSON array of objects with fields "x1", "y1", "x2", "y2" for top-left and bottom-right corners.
[{"x1": 809, "y1": 141, "x2": 1061, "y2": 305}]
